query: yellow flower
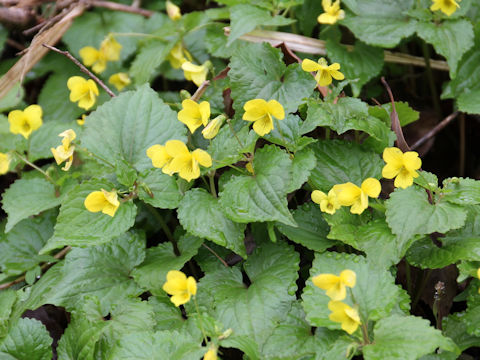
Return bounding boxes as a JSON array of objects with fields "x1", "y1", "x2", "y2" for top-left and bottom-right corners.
[
  {"x1": 146, "y1": 143, "x2": 175, "y2": 174},
  {"x1": 430, "y1": 0, "x2": 460, "y2": 16},
  {"x1": 333, "y1": 178, "x2": 381, "y2": 215},
  {"x1": 84, "y1": 188, "x2": 120, "y2": 217},
  {"x1": 382, "y1": 147, "x2": 421, "y2": 189},
  {"x1": 162, "y1": 270, "x2": 197, "y2": 307},
  {"x1": 0, "y1": 152, "x2": 10, "y2": 175},
  {"x1": 203, "y1": 348, "x2": 217, "y2": 360},
  {"x1": 242, "y1": 99, "x2": 285, "y2": 136},
  {"x1": 317, "y1": 0, "x2": 345, "y2": 24},
  {"x1": 79, "y1": 46, "x2": 107, "y2": 74},
  {"x1": 202, "y1": 115, "x2": 225, "y2": 140},
  {"x1": 166, "y1": 0, "x2": 182, "y2": 20},
  {"x1": 312, "y1": 269, "x2": 356, "y2": 301},
  {"x1": 477, "y1": 268, "x2": 480, "y2": 294},
  {"x1": 167, "y1": 43, "x2": 191, "y2": 69},
  {"x1": 100, "y1": 34, "x2": 122, "y2": 62},
  {"x1": 328, "y1": 301, "x2": 361, "y2": 334},
  {"x1": 77, "y1": 114, "x2": 86, "y2": 126},
  {"x1": 167, "y1": 141, "x2": 212, "y2": 182},
  {"x1": 311, "y1": 189, "x2": 341, "y2": 215},
  {"x1": 109, "y1": 72, "x2": 131, "y2": 91},
  {"x1": 302, "y1": 57, "x2": 345, "y2": 87},
  {"x1": 182, "y1": 61, "x2": 209, "y2": 86},
  {"x1": 67, "y1": 76, "x2": 99, "y2": 110},
  {"x1": 51, "y1": 129, "x2": 76, "y2": 171},
  {"x1": 8, "y1": 104, "x2": 43, "y2": 139},
  {"x1": 178, "y1": 99, "x2": 211, "y2": 134}
]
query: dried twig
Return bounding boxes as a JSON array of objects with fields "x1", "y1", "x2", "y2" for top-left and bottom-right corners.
[
  {"x1": 411, "y1": 111, "x2": 459, "y2": 150},
  {"x1": 89, "y1": 0, "x2": 153, "y2": 17},
  {"x1": 42, "y1": 43, "x2": 116, "y2": 97},
  {"x1": 190, "y1": 80, "x2": 210, "y2": 102},
  {"x1": 0, "y1": 246, "x2": 71, "y2": 290},
  {"x1": 202, "y1": 243, "x2": 229, "y2": 268},
  {"x1": 381, "y1": 77, "x2": 410, "y2": 152}
]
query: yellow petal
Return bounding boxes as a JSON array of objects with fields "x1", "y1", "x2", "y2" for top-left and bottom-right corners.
[
  {"x1": 312, "y1": 274, "x2": 340, "y2": 291},
  {"x1": 311, "y1": 190, "x2": 327, "y2": 205},
  {"x1": 243, "y1": 99, "x2": 268, "y2": 121},
  {"x1": 165, "y1": 140, "x2": 190, "y2": 158},
  {"x1": 79, "y1": 47, "x2": 100, "y2": 66},
  {"x1": 330, "y1": 69, "x2": 345, "y2": 80},
  {"x1": 202, "y1": 115, "x2": 224, "y2": 139},
  {"x1": 382, "y1": 147, "x2": 403, "y2": 168},
  {"x1": 198, "y1": 101, "x2": 211, "y2": 126},
  {"x1": 187, "y1": 276, "x2": 197, "y2": 296},
  {"x1": 192, "y1": 149, "x2": 212, "y2": 168},
  {"x1": 335, "y1": 183, "x2": 361, "y2": 206},
  {"x1": 84, "y1": 191, "x2": 108, "y2": 213},
  {"x1": 301, "y1": 58, "x2": 321, "y2": 72},
  {"x1": 169, "y1": 154, "x2": 199, "y2": 182},
  {"x1": 170, "y1": 293, "x2": 190, "y2": 307},
  {"x1": 394, "y1": 169, "x2": 414, "y2": 189},
  {"x1": 252, "y1": 114, "x2": 274, "y2": 136},
  {"x1": 317, "y1": 13, "x2": 338, "y2": 24},
  {"x1": 100, "y1": 35, "x2": 122, "y2": 61},
  {"x1": 267, "y1": 100, "x2": 285, "y2": 120},
  {"x1": 0, "y1": 152, "x2": 10, "y2": 175},
  {"x1": 403, "y1": 151, "x2": 422, "y2": 171},
  {"x1": 361, "y1": 178, "x2": 381, "y2": 198},
  {"x1": 477, "y1": 268, "x2": 480, "y2": 279},
  {"x1": 382, "y1": 163, "x2": 400, "y2": 179},
  {"x1": 147, "y1": 144, "x2": 172, "y2": 168},
  {"x1": 203, "y1": 348, "x2": 217, "y2": 360},
  {"x1": 339, "y1": 269, "x2": 356, "y2": 288},
  {"x1": 316, "y1": 69, "x2": 333, "y2": 86},
  {"x1": 109, "y1": 72, "x2": 131, "y2": 91},
  {"x1": 166, "y1": 0, "x2": 182, "y2": 20}
]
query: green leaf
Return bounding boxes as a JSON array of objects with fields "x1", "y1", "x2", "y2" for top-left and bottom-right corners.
[
  {"x1": 363, "y1": 315, "x2": 458, "y2": 360},
  {"x1": 327, "y1": 215, "x2": 405, "y2": 269},
  {"x1": 148, "y1": 296, "x2": 184, "y2": 332},
  {"x1": 228, "y1": 42, "x2": 316, "y2": 114},
  {"x1": 63, "y1": 11, "x2": 146, "y2": 60},
  {"x1": 302, "y1": 252, "x2": 404, "y2": 329},
  {"x1": 264, "y1": 114, "x2": 316, "y2": 153},
  {"x1": 341, "y1": 0, "x2": 417, "y2": 48},
  {"x1": 325, "y1": 40, "x2": 384, "y2": 97},
  {"x1": 228, "y1": 4, "x2": 295, "y2": 45},
  {"x1": 442, "y1": 177, "x2": 480, "y2": 205},
  {"x1": 2, "y1": 177, "x2": 60, "y2": 232},
  {"x1": 441, "y1": 312, "x2": 480, "y2": 354},
  {"x1": 302, "y1": 98, "x2": 395, "y2": 151},
  {"x1": 37, "y1": 73, "x2": 83, "y2": 123},
  {"x1": 178, "y1": 188, "x2": 247, "y2": 257},
  {"x1": 416, "y1": 19, "x2": 474, "y2": 78},
  {"x1": 276, "y1": 202, "x2": 336, "y2": 252},
  {"x1": 0, "y1": 82, "x2": 24, "y2": 113},
  {"x1": 219, "y1": 145, "x2": 296, "y2": 226},
  {"x1": 130, "y1": 39, "x2": 177, "y2": 84},
  {"x1": 198, "y1": 241, "x2": 299, "y2": 357},
  {"x1": 131, "y1": 235, "x2": 203, "y2": 296},
  {"x1": 40, "y1": 179, "x2": 137, "y2": 253},
  {"x1": 208, "y1": 123, "x2": 258, "y2": 170},
  {"x1": 457, "y1": 89, "x2": 480, "y2": 114},
  {"x1": 385, "y1": 186, "x2": 467, "y2": 246},
  {"x1": 309, "y1": 140, "x2": 383, "y2": 190},
  {"x1": 287, "y1": 146, "x2": 316, "y2": 193},
  {"x1": 137, "y1": 169, "x2": 182, "y2": 209},
  {"x1": 110, "y1": 330, "x2": 205, "y2": 360},
  {"x1": 82, "y1": 85, "x2": 186, "y2": 172},
  {"x1": 18, "y1": 232, "x2": 145, "y2": 313},
  {"x1": 407, "y1": 206, "x2": 480, "y2": 269},
  {"x1": 115, "y1": 159, "x2": 137, "y2": 188},
  {"x1": 0, "y1": 318, "x2": 52, "y2": 360},
  {"x1": 204, "y1": 23, "x2": 244, "y2": 58},
  {"x1": 261, "y1": 302, "x2": 354, "y2": 360},
  {"x1": 0, "y1": 291, "x2": 16, "y2": 338},
  {"x1": 0, "y1": 211, "x2": 55, "y2": 277},
  {"x1": 368, "y1": 101, "x2": 420, "y2": 127}
]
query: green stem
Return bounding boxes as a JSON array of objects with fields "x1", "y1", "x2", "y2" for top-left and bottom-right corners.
[
  {"x1": 208, "y1": 171, "x2": 217, "y2": 197},
  {"x1": 193, "y1": 297, "x2": 208, "y2": 345},
  {"x1": 13, "y1": 151, "x2": 54, "y2": 184},
  {"x1": 111, "y1": 32, "x2": 168, "y2": 41},
  {"x1": 227, "y1": 119, "x2": 246, "y2": 149},
  {"x1": 405, "y1": 261, "x2": 412, "y2": 296},
  {"x1": 325, "y1": 128, "x2": 330, "y2": 140}
]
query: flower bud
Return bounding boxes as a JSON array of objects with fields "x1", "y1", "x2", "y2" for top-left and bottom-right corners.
[
  {"x1": 202, "y1": 115, "x2": 225, "y2": 139},
  {"x1": 166, "y1": 1, "x2": 181, "y2": 20}
]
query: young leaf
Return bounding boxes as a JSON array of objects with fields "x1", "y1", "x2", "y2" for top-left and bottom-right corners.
[
  {"x1": 363, "y1": 315, "x2": 458, "y2": 359},
  {"x1": 219, "y1": 145, "x2": 297, "y2": 226},
  {"x1": 137, "y1": 168, "x2": 183, "y2": 209},
  {"x1": 82, "y1": 85, "x2": 187, "y2": 172},
  {"x1": 442, "y1": 177, "x2": 480, "y2": 205},
  {"x1": 177, "y1": 188, "x2": 247, "y2": 257},
  {"x1": 264, "y1": 114, "x2": 316, "y2": 153}
]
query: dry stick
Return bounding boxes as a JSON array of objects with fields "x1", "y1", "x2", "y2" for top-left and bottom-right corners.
[
  {"x1": 190, "y1": 80, "x2": 210, "y2": 102},
  {"x1": 202, "y1": 243, "x2": 229, "y2": 268},
  {"x1": 89, "y1": 0, "x2": 153, "y2": 17},
  {"x1": 381, "y1": 77, "x2": 410, "y2": 152},
  {"x1": 0, "y1": 246, "x2": 72, "y2": 290},
  {"x1": 411, "y1": 111, "x2": 459, "y2": 150},
  {"x1": 23, "y1": 7, "x2": 70, "y2": 36},
  {"x1": 42, "y1": 43, "x2": 116, "y2": 97}
]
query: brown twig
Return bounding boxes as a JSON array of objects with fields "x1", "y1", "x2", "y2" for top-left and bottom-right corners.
[
  {"x1": 411, "y1": 111, "x2": 459, "y2": 150},
  {"x1": 381, "y1": 77, "x2": 410, "y2": 152},
  {"x1": 42, "y1": 43, "x2": 116, "y2": 97},
  {"x1": 0, "y1": 246, "x2": 71, "y2": 290},
  {"x1": 6, "y1": 38, "x2": 25, "y2": 51},
  {"x1": 202, "y1": 243, "x2": 229, "y2": 268},
  {"x1": 190, "y1": 80, "x2": 210, "y2": 102},
  {"x1": 23, "y1": 7, "x2": 70, "y2": 36},
  {"x1": 89, "y1": 0, "x2": 154, "y2": 17}
]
